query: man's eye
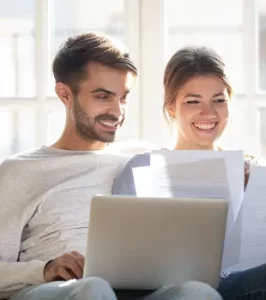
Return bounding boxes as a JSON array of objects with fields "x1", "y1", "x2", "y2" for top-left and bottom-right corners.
[
  {"x1": 120, "y1": 94, "x2": 129, "y2": 102},
  {"x1": 96, "y1": 94, "x2": 109, "y2": 100}
]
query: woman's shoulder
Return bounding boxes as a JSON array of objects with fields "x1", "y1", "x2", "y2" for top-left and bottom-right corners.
[
  {"x1": 124, "y1": 152, "x2": 151, "y2": 169},
  {"x1": 244, "y1": 154, "x2": 265, "y2": 173},
  {"x1": 244, "y1": 154, "x2": 265, "y2": 188},
  {"x1": 112, "y1": 152, "x2": 151, "y2": 195}
]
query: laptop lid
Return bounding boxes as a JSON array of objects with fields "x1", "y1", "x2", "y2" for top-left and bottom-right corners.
[{"x1": 84, "y1": 195, "x2": 228, "y2": 289}]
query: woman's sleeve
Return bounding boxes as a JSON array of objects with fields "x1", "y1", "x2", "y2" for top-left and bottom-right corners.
[{"x1": 112, "y1": 153, "x2": 151, "y2": 195}]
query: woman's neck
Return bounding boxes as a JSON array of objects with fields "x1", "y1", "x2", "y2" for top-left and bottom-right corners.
[{"x1": 174, "y1": 140, "x2": 219, "y2": 151}]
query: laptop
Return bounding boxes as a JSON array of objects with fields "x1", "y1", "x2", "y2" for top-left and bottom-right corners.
[{"x1": 83, "y1": 195, "x2": 228, "y2": 289}]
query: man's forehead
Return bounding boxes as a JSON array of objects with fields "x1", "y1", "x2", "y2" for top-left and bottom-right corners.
[
  {"x1": 82, "y1": 63, "x2": 136, "y2": 90},
  {"x1": 86, "y1": 62, "x2": 134, "y2": 79}
]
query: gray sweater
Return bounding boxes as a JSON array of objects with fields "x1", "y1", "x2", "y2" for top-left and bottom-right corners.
[{"x1": 0, "y1": 146, "x2": 132, "y2": 299}]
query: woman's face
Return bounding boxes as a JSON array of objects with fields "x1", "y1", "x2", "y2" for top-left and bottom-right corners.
[{"x1": 169, "y1": 75, "x2": 230, "y2": 149}]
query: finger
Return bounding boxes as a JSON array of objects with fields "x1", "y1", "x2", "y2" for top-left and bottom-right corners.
[
  {"x1": 70, "y1": 251, "x2": 85, "y2": 269},
  {"x1": 71, "y1": 251, "x2": 84, "y2": 258},
  {"x1": 71, "y1": 251, "x2": 83, "y2": 256},
  {"x1": 56, "y1": 267, "x2": 75, "y2": 281},
  {"x1": 61, "y1": 255, "x2": 83, "y2": 279}
]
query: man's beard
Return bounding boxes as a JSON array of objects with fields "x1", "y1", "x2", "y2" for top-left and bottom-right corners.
[{"x1": 72, "y1": 99, "x2": 124, "y2": 143}]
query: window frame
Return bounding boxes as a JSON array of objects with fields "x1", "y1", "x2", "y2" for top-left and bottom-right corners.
[{"x1": 0, "y1": 0, "x2": 265, "y2": 155}]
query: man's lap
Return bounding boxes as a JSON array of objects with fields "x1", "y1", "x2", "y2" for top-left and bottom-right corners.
[
  {"x1": 10, "y1": 264, "x2": 266, "y2": 300},
  {"x1": 10, "y1": 277, "x2": 116, "y2": 300},
  {"x1": 10, "y1": 279, "x2": 221, "y2": 300}
]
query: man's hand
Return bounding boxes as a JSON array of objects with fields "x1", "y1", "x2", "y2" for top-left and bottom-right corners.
[{"x1": 44, "y1": 251, "x2": 85, "y2": 282}]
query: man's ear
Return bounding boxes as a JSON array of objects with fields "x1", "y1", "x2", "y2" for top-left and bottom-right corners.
[{"x1": 55, "y1": 83, "x2": 74, "y2": 109}]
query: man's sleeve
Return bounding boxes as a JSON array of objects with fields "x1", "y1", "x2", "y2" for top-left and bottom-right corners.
[{"x1": 0, "y1": 159, "x2": 47, "y2": 299}]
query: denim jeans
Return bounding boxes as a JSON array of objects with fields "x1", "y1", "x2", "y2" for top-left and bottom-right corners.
[{"x1": 218, "y1": 264, "x2": 266, "y2": 299}]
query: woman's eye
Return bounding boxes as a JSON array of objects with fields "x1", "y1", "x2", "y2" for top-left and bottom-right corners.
[
  {"x1": 214, "y1": 99, "x2": 227, "y2": 103},
  {"x1": 186, "y1": 100, "x2": 200, "y2": 104}
]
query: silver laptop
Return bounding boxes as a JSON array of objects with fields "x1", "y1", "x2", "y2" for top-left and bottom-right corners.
[{"x1": 84, "y1": 195, "x2": 228, "y2": 289}]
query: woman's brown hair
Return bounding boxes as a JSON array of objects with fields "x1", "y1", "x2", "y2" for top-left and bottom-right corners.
[{"x1": 163, "y1": 46, "x2": 233, "y2": 123}]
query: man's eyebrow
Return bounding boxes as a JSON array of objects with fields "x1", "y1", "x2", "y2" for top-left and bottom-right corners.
[
  {"x1": 91, "y1": 88, "x2": 131, "y2": 96},
  {"x1": 91, "y1": 88, "x2": 116, "y2": 96},
  {"x1": 122, "y1": 89, "x2": 131, "y2": 95}
]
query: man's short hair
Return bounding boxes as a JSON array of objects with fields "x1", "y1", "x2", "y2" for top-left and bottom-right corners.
[{"x1": 52, "y1": 32, "x2": 138, "y2": 94}]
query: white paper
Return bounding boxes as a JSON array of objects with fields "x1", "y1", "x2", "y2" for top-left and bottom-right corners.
[
  {"x1": 132, "y1": 150, "x2": 245, "y2": 270},
  {"x1": 150, "y1": 158, "x2": 228, "y2": 198},
  {"x1": 232, "y1": 166, "x2": 266, "y2": 271},
  {"x1": 150, "y1": 150, "x2": 244, "y2": 229},
  {"x1": 132, "y1": 166, "x2": 152, "y2": 197}
]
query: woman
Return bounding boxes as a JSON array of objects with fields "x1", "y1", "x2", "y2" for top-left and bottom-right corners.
[{"x1": 112, "y1": 46, "x2": 265, "y2": 300}]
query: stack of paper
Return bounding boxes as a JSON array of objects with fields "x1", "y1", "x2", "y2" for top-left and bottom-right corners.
[
  {"x1": 132, "y1": 150, "x2": 244, "y2": 271},
  {"x1": 232, "y1": 166, "x2": 266, "y2": 271}
]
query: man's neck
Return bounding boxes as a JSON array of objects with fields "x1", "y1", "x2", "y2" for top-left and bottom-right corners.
[
  {"x1": 50, "y1": 123, "x2": 109, "y2": 151},
  {"x1": 51, "y1": 134, "x2": 107, "y2": 151}
]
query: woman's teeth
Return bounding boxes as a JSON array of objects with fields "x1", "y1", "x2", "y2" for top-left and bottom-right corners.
[{"x1": 193, "y1": 122, "x2": 216, "y2": 130}]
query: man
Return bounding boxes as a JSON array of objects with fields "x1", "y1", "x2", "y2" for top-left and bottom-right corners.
[{"x1": 0, "y1": 33, "x2": 221, "y2": 300}]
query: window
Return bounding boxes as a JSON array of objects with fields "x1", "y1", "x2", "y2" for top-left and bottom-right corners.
[
  {"x1": 259, "y1": 0, "x2": 266, "y2": 92},
  {"x1": 0, "y1": 0, "x2": 137, "y2": 160},
  {"x1": 163, "y1": 0, "x2": 266, "y2": 155},
  {"x1": 165, "y1": 0, "x2": 244, "y2": 93},
  {"x1": 166, "y1": 0, "x2": 243, "y2": 27},
  {"x1": 0, "y1": 0, "x2": 265, "y2": 160},
  {"x1": 47, "y1": 0, "x2": 135, "y2": 143},
  {"x1": 0, "y1": 0, "x2": 35, "y2": 97},
  {"x1": 0, "y1": 0, "x2": 36, "y2": 159},
  {"x1": 48, "y1": 0, "x2": 125, "y2": 95},
  {"x1": 259, "y1": 107, "x2": 266, "y2": 155},
  {"x1": 0, "y1": 108, "x2": 36, "y2": 161}
]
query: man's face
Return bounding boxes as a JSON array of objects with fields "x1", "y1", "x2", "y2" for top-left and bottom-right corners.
[{"x1": 71, "y1": 63, "x2": 136, "y2": 143}]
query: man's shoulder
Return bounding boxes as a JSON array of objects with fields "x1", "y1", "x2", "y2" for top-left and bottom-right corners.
[{"x1": 0, "y1": 147, "x2": 45, "y2": 172}]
